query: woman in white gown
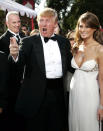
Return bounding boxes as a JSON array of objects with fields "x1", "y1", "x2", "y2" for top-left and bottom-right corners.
[{"x1": 69, "y1": 12, "x2": 103, "y2": 131}]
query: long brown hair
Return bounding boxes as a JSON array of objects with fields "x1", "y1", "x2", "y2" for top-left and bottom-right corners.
[{"x1": 72, "y1": 12, "x2": 103, "y2": 54}]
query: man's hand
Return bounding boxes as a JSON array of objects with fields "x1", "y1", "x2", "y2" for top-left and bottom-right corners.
[{"x1": 9, "y1": 37, "x2": 19, "y2": 60}]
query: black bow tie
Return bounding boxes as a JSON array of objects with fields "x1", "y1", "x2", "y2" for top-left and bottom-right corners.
[{"x1": 44, "y1": 36, "x2": 57, "y2": 43}]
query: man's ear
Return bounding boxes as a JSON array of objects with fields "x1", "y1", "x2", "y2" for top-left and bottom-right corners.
[
  {"x1": 6, "y1": 21, "x2": 8, "y2": 27},
  {"x1": 54, "y1": 22, "x2": 58, "y2": 28}
]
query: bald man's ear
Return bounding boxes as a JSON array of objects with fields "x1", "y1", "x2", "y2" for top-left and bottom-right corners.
[{"x1": 6, "y1": 21, "x2": 8, "y2": 27}]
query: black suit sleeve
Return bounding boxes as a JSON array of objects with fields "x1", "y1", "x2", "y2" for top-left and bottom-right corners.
[
  {"x1": 66, "y1": 38, "x2": 75, "y2": 73},
  {"x1": 0, "y1": 52, "x2": 9, "y2": 108}
]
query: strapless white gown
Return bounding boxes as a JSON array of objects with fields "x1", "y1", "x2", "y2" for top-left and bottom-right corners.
[{"x1": 69, "y1": 57, "x2": 100, "y2": 131}]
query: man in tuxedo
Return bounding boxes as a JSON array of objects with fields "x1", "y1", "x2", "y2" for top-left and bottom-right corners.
[
  {"x1": 9, "y1": 8, "x2": 73, "y2": 131},
  {"x1": 0, "y1": 11, "x2": 22, "y2": 54},
  {"x1": 0, "y1": 11, "x2": 24, "y2": 131},
  {"x1": 0, "y1": 51, "x2": 9, "y2": 131}
]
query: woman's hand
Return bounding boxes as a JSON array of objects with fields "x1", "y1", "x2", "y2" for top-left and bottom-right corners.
[{"x1": 97, "y1": 108, "x2": 103, "y2": 121}]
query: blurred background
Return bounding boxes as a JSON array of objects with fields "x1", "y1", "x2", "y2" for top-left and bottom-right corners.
[{"x1": 0, "y1": 0, "x2": 103, "y2": 36}]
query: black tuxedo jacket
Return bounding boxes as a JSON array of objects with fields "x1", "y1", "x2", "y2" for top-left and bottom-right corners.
[
  {"x1": 0, "y1": 30, "x2": 23, "y2": 55},
  {"x1": 0, "y1": 30, "x2": 23, "y2": 106},
  {"x1": 0, "y1": 51, "x2": 9, "y2": 109},
  {"x1": 15, "y1": 34, "x2": 73, "y2": 117},
  {"x1": 0, "y1": 30, "x2": 14, "y2": 55}
]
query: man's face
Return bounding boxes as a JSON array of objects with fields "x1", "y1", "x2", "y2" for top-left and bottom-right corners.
[
  {"x1": 38, "y1": 16, "x2": 57, "y2": 37},
  {"x1": 6, "y1": 14, "x2": 21, "y2": 34},
  {"x1": 21, "y1": 26, "x2": 28, "y2": 35}
]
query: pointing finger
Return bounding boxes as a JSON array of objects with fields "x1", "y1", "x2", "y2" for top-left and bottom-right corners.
[{"x1": 10, "y1": 37, "x2": 17, "y2": 45}]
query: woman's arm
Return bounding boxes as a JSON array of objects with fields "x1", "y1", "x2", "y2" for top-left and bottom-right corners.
[{"x1": 97, "y1": 45, "x2": 103, "y2": 120}]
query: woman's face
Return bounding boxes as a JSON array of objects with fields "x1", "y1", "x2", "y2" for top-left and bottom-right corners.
[
  {"x1": 69, "y1": 32, "x2": 75, "y2": 47},
  {"x1": 78, "y1": 21, "x2": 96, "y2": 40}
]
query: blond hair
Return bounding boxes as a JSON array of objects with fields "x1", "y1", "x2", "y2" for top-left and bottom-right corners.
[
  {"x1": 30, "y1": 29, "x2": 39, "y2": 36},
  {"x1": 37, "y1": 8, "x2": 58, "y2": 22}
]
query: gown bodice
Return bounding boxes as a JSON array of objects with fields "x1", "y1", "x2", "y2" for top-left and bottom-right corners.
[{"x1": 71, "y1": 57, "x2": 98, "y2": 72}]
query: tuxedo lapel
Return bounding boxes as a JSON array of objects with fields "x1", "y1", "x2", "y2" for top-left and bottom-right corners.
[
  {"x1": 0, "y1": 30, "x2": 14, "y2": 55},
  {"x1": 6, "y1": 31, "x2": 21, "y2": 45},
  {"x1": 33, "y1": 35, "x2": 46, "y2": 76},
  {"x1": 6, "y1": 30, "x2": 14, "y2": 37}
]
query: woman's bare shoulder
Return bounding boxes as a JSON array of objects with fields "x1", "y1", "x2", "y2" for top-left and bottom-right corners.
[
  {"x1": 96, "y1": 43, "x2": 103, "y2": 58},
  {"x1": 98, "y1": 44, "x2": 103, "y2": 52}
]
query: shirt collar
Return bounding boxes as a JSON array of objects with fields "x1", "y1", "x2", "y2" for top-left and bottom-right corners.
[
  {"x1": 40, "y1": 33, "x2": 55, "y2": 42},
  {"x1": 8, "y1": 29, "x2": 19, "y2": 36}
]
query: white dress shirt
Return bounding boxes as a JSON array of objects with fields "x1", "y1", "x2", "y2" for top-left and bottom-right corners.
[{"x1": 41, "y1": 35, "x2": 63, "y2": 79}]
